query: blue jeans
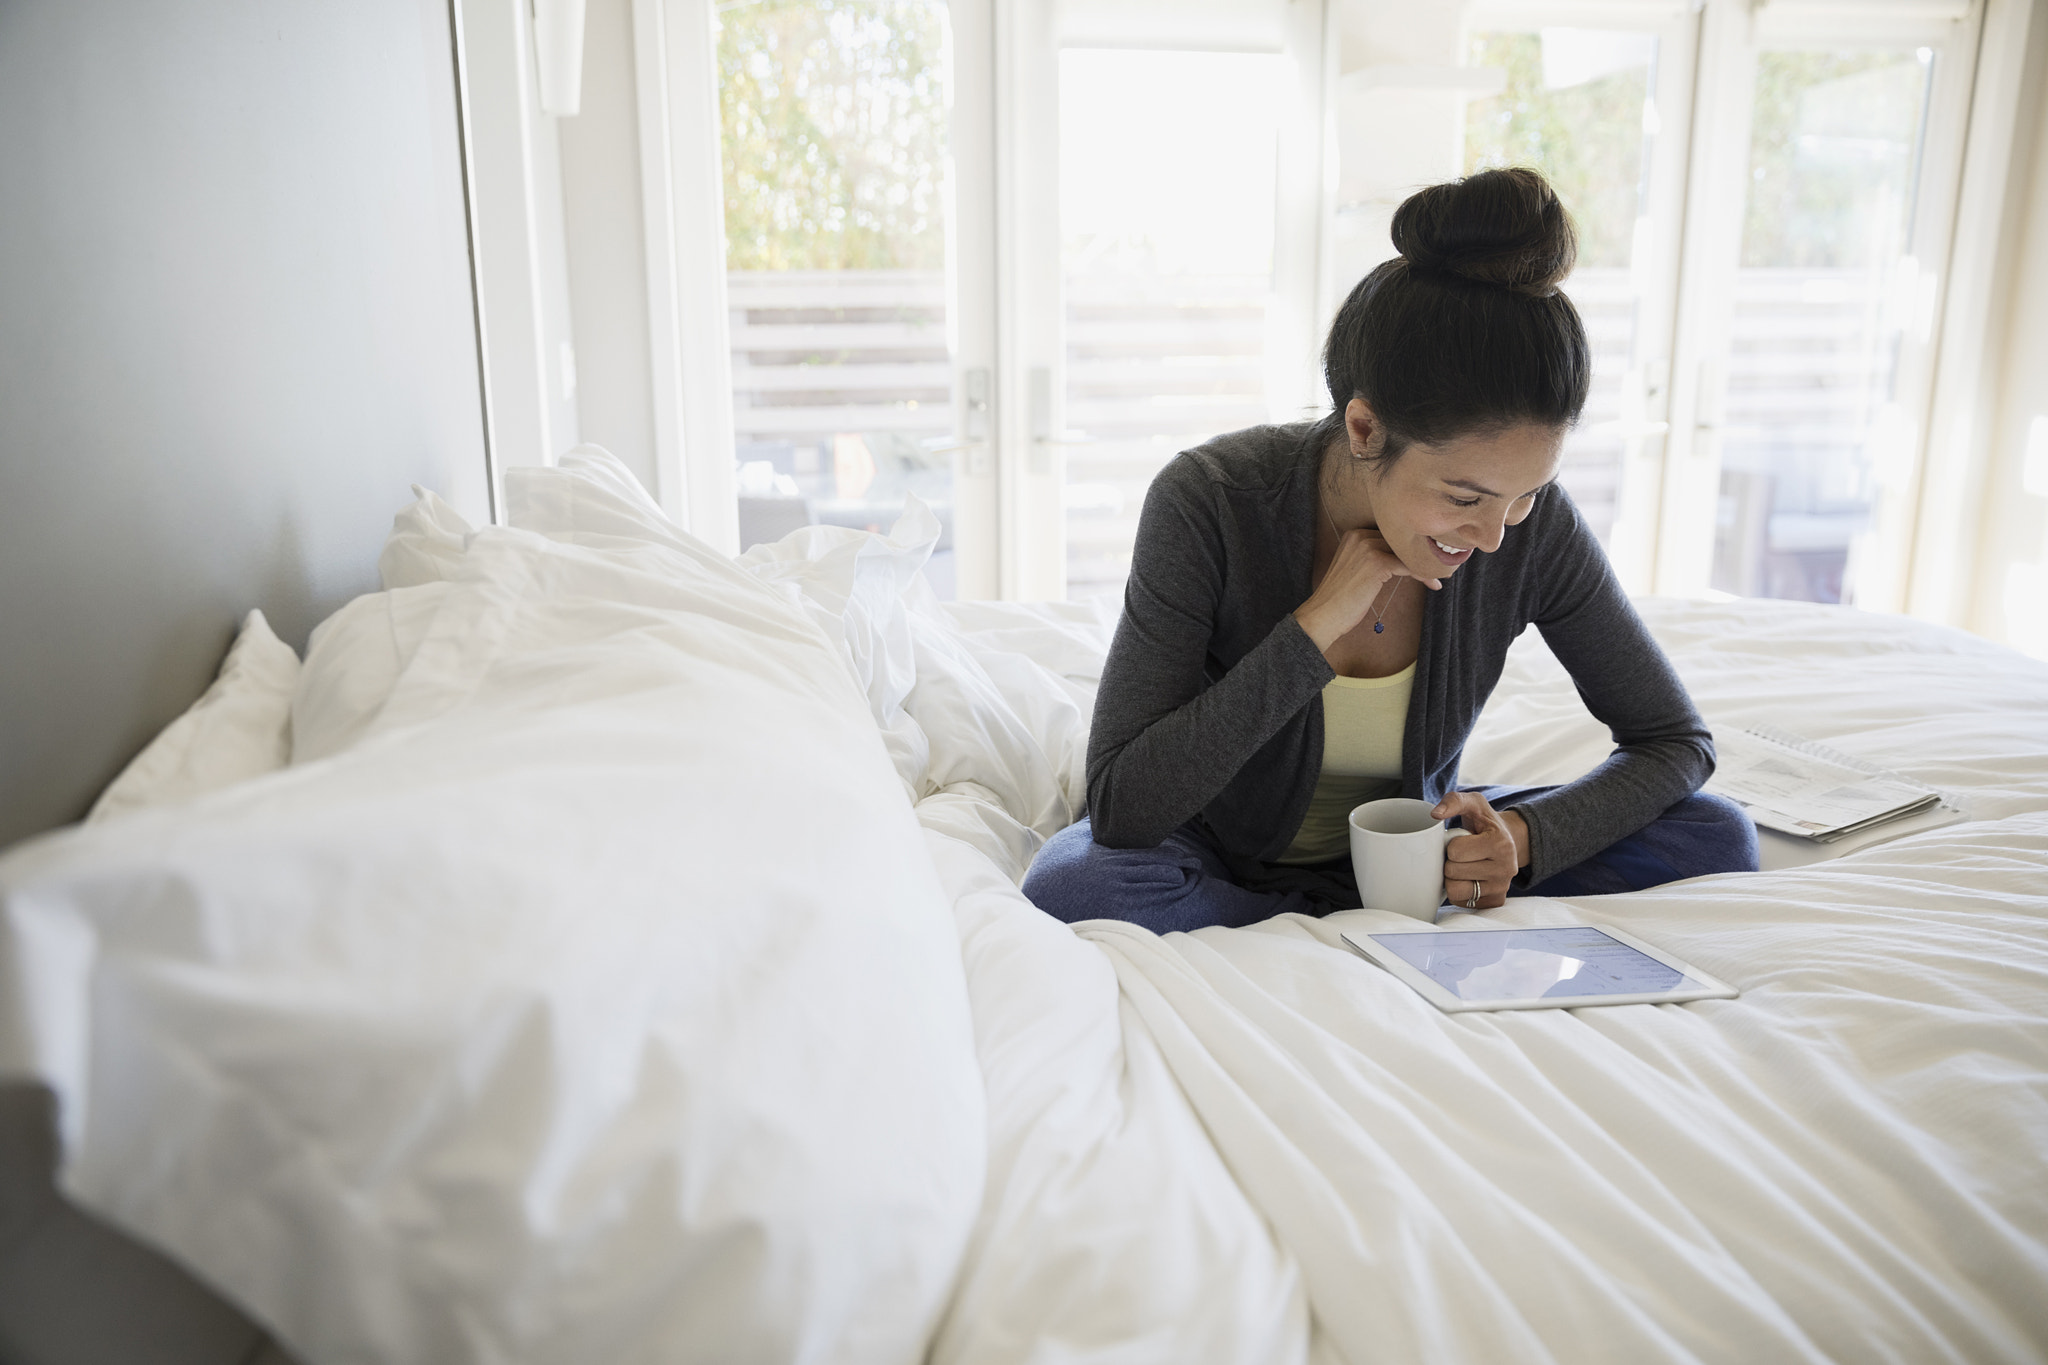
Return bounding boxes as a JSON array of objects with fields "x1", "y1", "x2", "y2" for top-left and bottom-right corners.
[{"x1": 1021, "y1": 787, "x2": 1759, "y2": 936}]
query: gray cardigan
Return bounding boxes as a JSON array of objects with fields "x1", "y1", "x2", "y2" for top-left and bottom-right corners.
[{"x1": 1084, "y1": 422, "x2": 1715, "y2": 897}]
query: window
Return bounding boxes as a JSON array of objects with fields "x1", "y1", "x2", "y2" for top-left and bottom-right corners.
[
  {"x1": 715, "y1": 0, "x2": 968, "y2": 595},
  {"x1": 1057, "y1": 49, "x2": 1288, "y2": 601},
  {"x1": 698, "y1": 0, "x2": 1322, "y2": 601},
  {"x1": 1711, "y1": 48, "x2": 1936, "y2": 603},
  {"x1": 667, "y1": 0, "x2": 1990, "y2": 610}
]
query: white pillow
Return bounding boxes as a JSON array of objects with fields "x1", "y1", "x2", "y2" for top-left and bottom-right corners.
[
  {"x1": 89, "y1": 609, "x2": 300, "y2": 822},
  {"x1": 377, "y1": 484, "x2": 475, "y2": 589},
  {"x1": 272, "y1": 486, "x2": 475, "y2": 768},
  {"x1": 1, "y1": 457, "x2": 985, "y2": 1365},
  {"x1": 290, "y1": 581, "x2": 455, "y2": 764},
  {"x1": 736, "y1": 502, "x2": 1093, "y2": 844},
  {"x1": 939, "y1": 597, "x2": 1116, "y2": 692},
  {"x1": 293, "y1": 447, "x2": 764, "y2": 772},
  {"x1": 506, "y1": 443, "x2": 701, "y2": 554},
  {"x1": 737, "y1": 498, "x2": 943, "y2": 798}
]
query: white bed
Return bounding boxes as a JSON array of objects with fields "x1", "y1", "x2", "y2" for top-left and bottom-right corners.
[{"x1": 4, "y1": 451, "x2": 2044, "y2": 1364}]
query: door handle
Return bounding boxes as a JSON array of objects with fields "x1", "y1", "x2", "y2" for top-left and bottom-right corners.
[{"x1": 950, "y1": 367, "x2": 990, "y2": 475}]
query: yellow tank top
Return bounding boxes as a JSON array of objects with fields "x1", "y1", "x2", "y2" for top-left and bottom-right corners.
[{"x1": 1275, "y1": 662, "x2": 1414, "y2": 865}]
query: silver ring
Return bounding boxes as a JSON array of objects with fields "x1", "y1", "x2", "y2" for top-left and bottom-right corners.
[{"x1": 1467, "y1": 880, "x2": 1481, "y2": 909}]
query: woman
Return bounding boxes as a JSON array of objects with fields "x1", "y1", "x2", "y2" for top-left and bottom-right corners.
[{"x1": 1023, "y1": 168, "x2": 1757, "y2": 935}]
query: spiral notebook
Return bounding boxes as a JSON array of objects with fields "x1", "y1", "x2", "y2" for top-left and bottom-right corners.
[{"x1": 1704, "y1": 724, "x2": 1962, "y2": 848}]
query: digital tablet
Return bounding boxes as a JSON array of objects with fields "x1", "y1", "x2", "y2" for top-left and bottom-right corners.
[{"x1": 1339, "y1": 922, "x2": 1738, "y2": 1013}]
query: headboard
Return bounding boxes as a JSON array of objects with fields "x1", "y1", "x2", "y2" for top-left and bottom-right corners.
[{"x1": 0, "y1": 0, "x2": 492, "y2": 852}]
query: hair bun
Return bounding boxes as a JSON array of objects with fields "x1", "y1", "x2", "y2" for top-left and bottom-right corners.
[{"x1": 1389, "y1": 167, "x2": 1577, "y2": 297}]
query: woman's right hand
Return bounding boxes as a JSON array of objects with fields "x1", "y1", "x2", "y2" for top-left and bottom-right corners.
[{"x1": 1292, "y1": 527, "x2": 1441, "y2": 653}]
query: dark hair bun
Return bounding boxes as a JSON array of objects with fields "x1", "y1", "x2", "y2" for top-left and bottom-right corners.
[
  {"x1": 1321, "y1": 166, "x2": 1590, "y2": 449},
  {"x1": 1389, "y1": 167, "x2": 1576, "y2": 297}
]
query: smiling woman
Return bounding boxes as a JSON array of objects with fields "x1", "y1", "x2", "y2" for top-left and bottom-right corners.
[{"x1": 1021, "y1": 168, "x2": 1759, "y2": 933}]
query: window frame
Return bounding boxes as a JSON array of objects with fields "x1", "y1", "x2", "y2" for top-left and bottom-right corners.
[
  {"x1": 625, "y1": 0, "x2": 2013, "y2": 614},
  {"x1": 1656, "y1": 0, "x2": 1985, "y2": 607}
]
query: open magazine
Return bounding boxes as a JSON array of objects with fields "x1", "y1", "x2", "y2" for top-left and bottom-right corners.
[{"x1": 1704, "y1": 723, "x2": 1963, "y2": 850}]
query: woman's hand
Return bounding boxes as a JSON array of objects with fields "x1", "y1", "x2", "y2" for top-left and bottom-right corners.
[
  {"x1": 1433, "y1": 790, "x2": 1530, "y2": 911},
  {"x1": 1294, "y1": 526, "x2": 1440, "y2": 653}
]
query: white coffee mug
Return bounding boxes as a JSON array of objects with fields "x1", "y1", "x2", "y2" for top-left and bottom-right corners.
[{"x1": 1348, "y1": 797, "x2": 1475, "y2": 921}]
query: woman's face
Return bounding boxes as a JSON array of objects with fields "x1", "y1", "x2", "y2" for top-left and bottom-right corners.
[{"x1": 1350, "y1": 402, "x2": 1565, "y2": 583}]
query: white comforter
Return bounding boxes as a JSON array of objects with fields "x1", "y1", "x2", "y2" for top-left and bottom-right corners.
[
  {"x1": 918, "y1": 579, "x2": 2048, "y2": 1363},
  {"x1": 4, "y1": 452, "x2": 2044, "y2": 1364}
]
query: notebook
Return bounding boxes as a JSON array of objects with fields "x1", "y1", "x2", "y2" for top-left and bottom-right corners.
[{"x1": 1704, "y1": 723, "x2": 1963, "y2": 850}]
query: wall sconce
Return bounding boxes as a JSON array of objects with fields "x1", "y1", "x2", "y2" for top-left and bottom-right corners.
[{"x1": 534, "y1": 0, "x2": 587, "y2": 116}]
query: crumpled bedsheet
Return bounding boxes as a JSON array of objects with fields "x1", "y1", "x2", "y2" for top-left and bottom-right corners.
[
  {"x1": 1081, "y1": 815, "x2": 2048, "y2": 1362},
  {"x1": 4, "y1": 454, "x2": 2045, "y2": 1364},
  {"x1": 1, "y1": 457, "x2": 992, "y2": 1365},
  {"x1": 758, "y1": 497, "x2": 2048, "y2": 1364}
]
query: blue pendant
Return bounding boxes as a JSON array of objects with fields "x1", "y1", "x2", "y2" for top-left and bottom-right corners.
[{"x1": 1373, "y1": 621, "x2": 1385, "y2": 633}]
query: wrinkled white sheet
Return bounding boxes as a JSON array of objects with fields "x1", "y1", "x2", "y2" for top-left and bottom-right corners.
[
  {"x1": 737, "y1": 500, "x2": 1313, "y2": 1363},
  {"x1": 1082, "y1": 816, "x2": 2048, "y2": 1362},
  {"x1": 7, "y1": 455, "x2": 2046, "y2": 1365},
  {"x1": 886, "y1": 583, "x2": 2048, "y2": 1361},
  {"x1": 922, "y1": 829, "x2": 1306, "y2": 1365},
  {"x1": 0, "y1": 458, "x2": 988, "y2": 1365},
  {"x1": 738, "y1": 499, "x2": 1109, "y2": 886},
  {"x1": 727, "y1": 492, "x2": 2048, "y2": 1361}
]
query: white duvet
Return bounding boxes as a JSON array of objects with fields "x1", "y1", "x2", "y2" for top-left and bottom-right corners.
[{"x1": 3, "y1": 451, "x2": 2045, "y2": 1364}]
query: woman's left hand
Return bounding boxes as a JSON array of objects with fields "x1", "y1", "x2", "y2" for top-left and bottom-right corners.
[{"x1": 1433, "y1": 791, "x2": 1531, "y2": 911}]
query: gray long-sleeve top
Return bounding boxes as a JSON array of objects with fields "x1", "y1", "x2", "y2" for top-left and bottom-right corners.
[{"x1": 1084, "y1": 422, "x2": 1715, "y2": 892}]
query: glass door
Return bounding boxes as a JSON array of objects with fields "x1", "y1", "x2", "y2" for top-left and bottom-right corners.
[
  {"x1": 714, "y1": 0, "x2": 990, "y2": 598},
  {"x1": 1658, "y1": 0, "x2": 1981, "y2": 608},
  {"x1": 687, "y1": 0, "x2": 1988, "y2": 610},
  {"x1": 705, "y1": 0, "x2": 1325, "y2": 603},
  {"x1": 1018, "y1": 0, "x2": 1328, "y2": 604},
  {"x1": 1053, "y1": 48, "x2": 1290, "y2": 602},
  {"x1": 1709, "y1": 47, "x2": 1937, "y2": 604}
]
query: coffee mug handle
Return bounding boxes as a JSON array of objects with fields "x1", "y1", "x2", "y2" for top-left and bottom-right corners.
[{"x1": 1439, "y1": 826, "x2": 1477, "y2": 903}]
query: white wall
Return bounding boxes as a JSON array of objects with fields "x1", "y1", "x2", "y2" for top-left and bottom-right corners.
[
  {"x1": 0, "y1": 0, "x2": 491, "y2": 843},
  {"x1": 1970, "y1": 7, "x2": 2048, "y2": 657}
]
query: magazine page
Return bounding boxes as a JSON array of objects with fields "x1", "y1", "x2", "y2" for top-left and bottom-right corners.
[{"x1": 1705, "y1": 726, "x2": 1937, "y2": 838}]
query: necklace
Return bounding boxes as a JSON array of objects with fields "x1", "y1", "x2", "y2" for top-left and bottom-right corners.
[{"x1": 1322, "y1": 496, "x2": 1397, "y2": 634}]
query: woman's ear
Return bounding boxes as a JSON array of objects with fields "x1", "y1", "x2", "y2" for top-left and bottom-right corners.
[{"x1": 1344, "y1": 398, "x2": 1379, "y2": 458}]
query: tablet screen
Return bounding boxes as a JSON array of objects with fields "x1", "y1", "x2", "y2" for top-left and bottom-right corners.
[{"x1": 1368, "y1": 925, "x2": 1689, "y2": 1002}]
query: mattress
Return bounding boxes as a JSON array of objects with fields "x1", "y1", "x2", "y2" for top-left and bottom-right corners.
[{"x1": 2, "y1": 451, "x2": 2042, "y2": 1363}]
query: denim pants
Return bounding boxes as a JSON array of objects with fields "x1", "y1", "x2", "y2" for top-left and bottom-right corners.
[{"x1": 1021, "y1": 786, "x2": 1759, "y2": 936}]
